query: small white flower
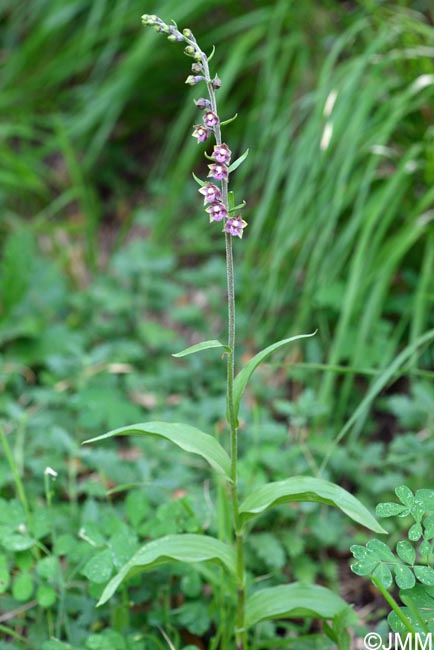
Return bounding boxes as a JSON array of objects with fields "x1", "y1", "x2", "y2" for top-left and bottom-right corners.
[{"x1": 44, "y1": 466, "x2": 58, "y2": 477}]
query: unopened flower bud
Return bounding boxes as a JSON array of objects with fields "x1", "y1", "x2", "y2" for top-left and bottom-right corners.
[
  {"x1": 183, "y1": 28, "x2": 193, "y2": 38},
  {"x1": 167, "y1": 34, "x2": 178, "y2": 42},
  {"x1": 185, "y1": 75, "x2": 204, "y2": 86},
  {"x1": 184, "y1": 45, "x2": 196, "y2": 57},
  {"x1": 141, "y1": 14, "x2": 157, "y2": 25},
  {"x1": 191, "y1": 63, "x2": 203, "y2": 73},
  {"x1": 212, "y1": 75, "x2": 222, "y2": 89},
  {"x1": 195, "y1": 98, "x2": 211, "y2": 110}
]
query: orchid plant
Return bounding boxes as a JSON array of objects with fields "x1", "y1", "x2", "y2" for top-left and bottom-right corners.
[{"x1": 85, "y1": 15, "x2": 386, "y2": 650}]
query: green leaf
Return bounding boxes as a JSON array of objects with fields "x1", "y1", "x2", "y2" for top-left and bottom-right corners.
[
  {"x1": 420, "y1": 540, "x2": 431, "y2": 556},
  {"x1": 415, "y1": 489, "x2": 434, "y2": 511},
  {"x1": 372, "y1": 563, "x2": 393, "y2": 589},
  {"x1": 192, "y1": 172, "x2": 205, "y2": 187},
  {"x1": 350, "y1": 544, "x2": 379, "y2": 575},
  {"x1": 414, "y1": 566, "x2": 434, "y2": 586},
  {"x1": 97, "y1": 534, "x2": 235, "y2": 606},
  {"x1": 84, "y1": 422, "x2": 231, "y2": 480},
  {"x1": 366, "y1": 539, "x2": 395, "y2": 562},
  {"x1": 245, "y1": 583, "x2": 349, "y2": 628},
  {"x1": 82, "y1": 549, "x2": 113, "y2": 584},
  {"x1": 172, "y1": 339, "x2": 230, "y2": 357},
  {"x1": 233, "y1": 333, "x2": 316, "y2": 420},
  {"x1": 37, "y1": 583, "x2": 57, "y2": 608},
  {"x1": 239, "y1": 477, "x2": 387, "y2": 533},
  {"x1": 396, "y1": 540, "x2": 416, "y2": 565},
  {"x1": 376, "y1": 502, "x2": 408, "y2": 518},
  {"x1": 2, "y1": 532, "x2": 35, "y2": 552},
  {"x1": 12, "y1": 572, "x2": 33, "y2": 601},
  {"x1": 396, "y1": 485, "x2": 414, "y2": 507},
  {"x1": 409, "y1": 523, "x2": 423, "y2": 541},
  {"x1": 228, "y1": 148, "x2": 249, "y2": 174},
  {"x1": 219, "y1": 113, "x2": 237, "y2": 127},
  {"x1": 394, "y1": 564, "x2": 415, "y2": 590}
]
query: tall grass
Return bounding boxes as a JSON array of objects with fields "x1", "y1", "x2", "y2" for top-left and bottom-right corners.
[{"x1": 1, "y1": 1, "x2": 433, "y2": 424}]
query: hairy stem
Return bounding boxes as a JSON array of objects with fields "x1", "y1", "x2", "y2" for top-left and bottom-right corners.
[{"x1": 193, "y1": 38, "x2": 247, "y2": 650}]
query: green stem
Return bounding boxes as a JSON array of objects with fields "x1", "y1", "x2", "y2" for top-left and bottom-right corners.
[
  {"x1": 193, "y1": 38, "x2": 247, "y2": 650},
  {"x1": 371, "y1": 576, "x2": 418, "y2": 635}
]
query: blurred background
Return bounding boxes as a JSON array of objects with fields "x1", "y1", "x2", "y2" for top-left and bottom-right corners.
[{"x1": 1, "y1": 1, "x2": 434, "y2": 647}]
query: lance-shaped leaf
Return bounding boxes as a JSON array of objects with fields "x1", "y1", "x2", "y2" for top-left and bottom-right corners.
[
  {"x1": 228, "y1": 148, "x2": 249, "y2": 174},
  {"x1": 192, "y1": 172, "x2": 205, "y2": 187},
  {"x1": 233, "y1": 332, "x2": 315, "y2": 420},
  {"x1": 245, "y1": 583, "x2": 349, "y2": 628},
  {"x1": 97, "y1": 534, "x2": 236, "y2": 606},
  {"x1": 173, "y1": 339, "x2": 230, "y2": 357},
  {"x1": 84, "y1": 422, "x2": 231, "y2": 480},
  {"x1": 239, "y1": 476, "x2": 387, "y2": 533},
  {"x1": 219, "y1": 112, "x2": 237, "y2": 127}
]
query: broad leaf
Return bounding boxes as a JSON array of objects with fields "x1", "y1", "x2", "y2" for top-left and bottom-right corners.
[
  {"x1": 245, "y1": 583, "x2": 349, "y2": 628},
  {"x1": 239, "y1": 477, "x2": 387, "y2": 533},
  {"x1": 84, "y1": 422, "x2": 231, "y2": 480},
  {"x1": 173, "y1": 339, "x2": 230, "y2": 357},
  {"x1": 233, "y1": 333, "x2": 315, "y2": 420},
  {"x1": 97, "y1": 534, "x2": 235, "y2": 606}
]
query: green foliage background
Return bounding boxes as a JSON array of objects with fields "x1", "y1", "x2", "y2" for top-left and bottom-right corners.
[{"x1": 0, "y1": 0, "x2": 434, "y2": 648}]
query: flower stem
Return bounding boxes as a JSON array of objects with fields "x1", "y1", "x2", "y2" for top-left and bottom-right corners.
[{"x1": 195, "y1": 39, "x2": 247, "y2": 650}]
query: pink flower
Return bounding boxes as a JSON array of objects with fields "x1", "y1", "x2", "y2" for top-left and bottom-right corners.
[
  {"x1": 198, "y1": 183, "x2": 222, "y2": 205},
  {"x1": 192, "y1": 124, "x2": 210, "y2": 143},
  {"x1": 208, "y1": 163, "x2": 228, "y2": 181},
  {"x1": 205, "y1": 201, "x2": 228, "y2": 222},
  {"x1": 203, "y1": 110, "x2": 219, "y2": 128},
  {"x1": 212, "y1": 143, "x2": 231, "y2": 164},
  {"x1": 224, "y1": 216, "x2": 247, "y2": 238}
]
